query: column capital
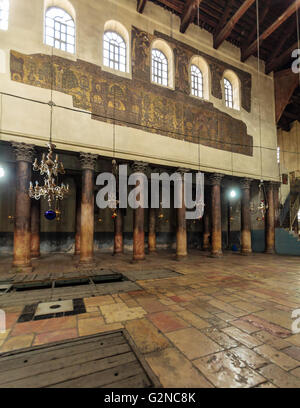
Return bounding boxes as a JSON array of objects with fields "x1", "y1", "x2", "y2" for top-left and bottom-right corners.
[
  {"x1": 11, "y1": 142, "x2": 35, "y2": 163},
  {"x1": 131, "y1": 161, "x2": 149, "y2": 174},
  {"x1": 240, "y1": 177, "x2": 253, "y2": 190},
  {"x1": 79, "y1": 153, "x2": 98, "y2": 170},
  {"x1": 209, "y1": 173, "x2": 224, "y2": 186},
  {"x1": 265, "y1": 180, "x2": 278, "y2": 192}
]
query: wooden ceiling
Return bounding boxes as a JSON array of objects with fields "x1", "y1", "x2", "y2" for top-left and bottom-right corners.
[{"x1": 137, "y1": 0, "x2": 300, "y2": 130}]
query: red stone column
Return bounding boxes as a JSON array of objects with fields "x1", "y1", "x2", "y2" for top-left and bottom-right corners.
[
  {"x1": 176, "y1": 168, "x2": 188, "y2": 259},
  {"x1": 75, "y1": 185, "x2": 81, "y2": 255},
  {"x1": 209, "y1": 173, "x2": 224, "y2": 257},
  {"x1": 148, "y1": 207, "x2": 156, "y2": 253},
  {"x1": 12, "y1": 142, "x2": 35, "y2": 271},
  {"x1": 132, "y1": 161, "x2": 148, "y2": 261},
  {"x1": 240, "y1": 178, "x2": 252, "y2": 255},
  {"x1": 265, "y1": 181, "x2": 276, "y2": 254},
  {"x1": 79, "y1": 153, "x2": 98, "y2": 265},
  {"x1": 203, "y1": 184, "x2": 211, "y2": 251},
  {"x1": 30, "y1": 199, "x2": 40, "y2": 259},
  {"x1": 114, "y1": 208, "x2": 124, "y2": 255}
]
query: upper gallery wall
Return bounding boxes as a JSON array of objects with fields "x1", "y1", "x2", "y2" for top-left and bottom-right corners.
[{"x1": 0, "y1": 0, "x2": 279, "y2": 180}]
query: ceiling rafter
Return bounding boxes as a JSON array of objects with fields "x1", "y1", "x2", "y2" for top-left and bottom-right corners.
[
  {"x1": 242, "y1": 0, "x2": 271, "y2": 50},
  {"x1": 266, "y1": 41, "x2": 299, "y2": 74},
  {"x1": 213, "y1": 0, "x2": 256, "y2": 49},
  {"x1": 241, "y1": 0, "x2": 300, "y2": 62},
  {"x1": 180, "y1": 0, "x2": 204, "y2": 33},
  {"x1": 137, "y1": 0, "x2": 148, "y2": 14}
]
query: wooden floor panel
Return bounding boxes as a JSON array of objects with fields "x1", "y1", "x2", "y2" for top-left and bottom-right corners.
[{"x1": 0, "y1": 331, "x2": 156, "y2": 388}]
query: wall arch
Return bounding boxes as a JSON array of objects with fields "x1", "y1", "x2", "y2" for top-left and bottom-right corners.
[
  {"x1": 103, "y1": 20, "x2": 130, "y2": 73},
  {"x1": 190, "y1": 55, "x2": 210, "y2": 100},
  {"x1": 151, "y1": 38, "x2": 174, "y2": 89},
  {"x1": 222, "y1": 69, "x2": 241, "y2": 110}
]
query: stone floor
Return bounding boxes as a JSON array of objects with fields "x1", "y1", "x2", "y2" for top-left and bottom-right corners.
[{"x1": 0, "y1": 250, "x2": 300, "y2": 388}]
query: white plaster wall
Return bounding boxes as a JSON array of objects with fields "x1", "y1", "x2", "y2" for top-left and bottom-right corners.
[{"x1": 0, "y1": 0, "x2": 279, "y2": 181}]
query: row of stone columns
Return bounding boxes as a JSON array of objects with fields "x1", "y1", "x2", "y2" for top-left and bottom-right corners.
[{"x1": 10, "y1": 143, "x2": 279, "y2": 270}]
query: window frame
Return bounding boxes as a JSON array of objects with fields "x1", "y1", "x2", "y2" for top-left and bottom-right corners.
[
  {"x1": 44, "y1": 6, "x2": 76, "y2": 54},
  {"x1": 103, "y1": 30, "x2": 127, "y2": 73},
  {"x1": 0, "y1": 0, "x2": 9, "y2": 31},
  {"x1": 224, "y1": 77, "x2": 233, "y2": 109},
  {"x1": 191, "y1": 64, "x2": 204, "y2": 99},
  {"x1": 151, "y1": 48, "x2": 168, "y2": 87}
]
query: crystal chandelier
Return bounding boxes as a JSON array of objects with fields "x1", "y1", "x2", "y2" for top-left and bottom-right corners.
[{"x1": 29, "y1": 143, "x2": 69, "y2": 219}]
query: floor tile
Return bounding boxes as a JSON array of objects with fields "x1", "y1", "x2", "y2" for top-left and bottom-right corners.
[
  {"x1": 148, "y1": 311, "x2": 188, "y2": 333},
  {"x1": 193, "y1": 350, "x2": 266, "y2": 388},
  {"x1": 146, "y1": 348, "x2": 213, "y2": 388},
  {"x1": 258, "y1": 364, "x2": 300, "y2": 388},
  {"x1": 222, "y1": 326, "x2": 262, "y2": 348},
  {"x1": 125, "y1": 318, "x2": 169, "y2": 354},
  {"x1": 100, "y1": 303, "x2": 146, "y2": 324},
  {"x1": 254, "y1": 344, "x2": 299, "y2": 370},
  {"x1": 0, "y1": 334, "x2": 34, "y2": 352}
]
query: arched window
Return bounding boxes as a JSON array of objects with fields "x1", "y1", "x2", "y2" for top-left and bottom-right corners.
[
  {"x1": 224, "y1": 78, "x2": 233, "y2": 108},
  {"x1": 0, "y1": 0, "x2": 9, "y2": 31},
  {"x1": 103, "y1": 31, "x2": 126, "y2": 72},
  {"x1": 152, "y1": 49, "x2": 168, "y2": 86},
  {"x1": 45, "y1": 7, "x2": 75, "y2": 54},
  {"x1": 191, "y1": 64, "x2": 203, "y2": 98},
  {"x1": 190, "y1": 56, "x2": 210, "y2": 100}
]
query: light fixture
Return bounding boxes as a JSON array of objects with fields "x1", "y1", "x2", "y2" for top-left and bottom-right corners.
[
  {"x1": 0, "y1": 167, "x2": 4, "y2": 178},
  {"x1": 29, "y1": 143, "x2": 69, "y2": 219},
  {"x1": 229, "y1": 189, "x2": 237, "y2": 198},
  {"x1": 28, "y1": 41, "x2": 69, "y2": 220}
]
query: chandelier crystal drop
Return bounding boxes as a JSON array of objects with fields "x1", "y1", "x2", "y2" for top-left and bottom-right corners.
[{"x1": 29, "y1": 143, "x2": 69, "y2": 209}]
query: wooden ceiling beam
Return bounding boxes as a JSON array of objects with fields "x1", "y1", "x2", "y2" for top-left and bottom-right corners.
[
  {"x1": 266, "y1": 41, "x2": 299, "y2": 74},
  {"x1": 241, "y1": 0, "x2": 300, "y2": 62},
  {"x1": 137, "y1": 0, "x2": 148, "y2": 14},
  {"x1": 242, "y1": 0, "x2": 271, "y2": 50},
  {"x1": 180, "y1": 0, "x2": 204, "y2": 33},
  {"x1": 274, "y1": 68, "x2": 299, "y2": 123},
  {"x1": 213, "y1": 0, "x2": 256, "y2": 49}
]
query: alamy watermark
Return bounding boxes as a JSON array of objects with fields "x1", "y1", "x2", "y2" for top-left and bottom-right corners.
[
  {"x1": 0, "y1": 309, "x2": 5, "y2": 334},
  {"x1": 95, "y1": 165, "x2": 205, "y2": 220},
  {"x1": 292, "y1": 49, "x2": 300, "y2": 74},
  {"x1": 291, "y1": 308, "x2": 300, "y2": 334}
]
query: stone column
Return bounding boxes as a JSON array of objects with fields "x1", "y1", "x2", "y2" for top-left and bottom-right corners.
[
  {"x1": 203, "y1": 184, "x2": 210, "y2": 251},
  {"x1": 12, "y1": 142, "x2": 35, "y2": 271},
  {"x1": 132, "y1": 161, "x2": 148, "y2": 261},
  {"x1": 240, "y1": 178, "x2": 252, "y2": 255},
  {"x1": 79, "y1": 153, "x2": 98, "y2": 265},
  {"x1": 114, "y1": 208, "x2": 124, "y2": 255},
  {"x1": 273, "y1": 182, "x2": 281, "y2": 228},
  {"x1": 265, "y1": 181, "x2": 276, "y2": 254},
  {"x1": 148, "y1": 207, "x2": 157, "y2": 253},
  {"x1": 30, "y1": 199, "x2": 40, "y2": 259},
  {"x1": 176, "y1": 168, "x2": 188, "y2": 259},
  {"x1": 75, "y1": 185, "x2": 81, "y2": 255},
  {"x1": 209, "y1": 173, "x2": 224, "y2": 257}
]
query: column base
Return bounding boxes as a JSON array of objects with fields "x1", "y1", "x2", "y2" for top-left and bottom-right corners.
[
  {"x1": 30, "y1": 252, "x2": 40, "y2": 259},
  {"x1": 131, "y1": 255, "x2": 146, "y2": 263},
  {"x1": 240, "y1": 249, "x2": 252, "y2": 256},
  {"x1": 265, "y1": 248, "x2": 275, "y2": 254},
  {"x1": 148, "y1": 249, "x2": 157, "y2": 255},
  {"x1": 11, "y1": 264, "x2": 33, "y2": 273},
  {"x1": 210, "y1": 250, "x2": 223, "y2": 258}
]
